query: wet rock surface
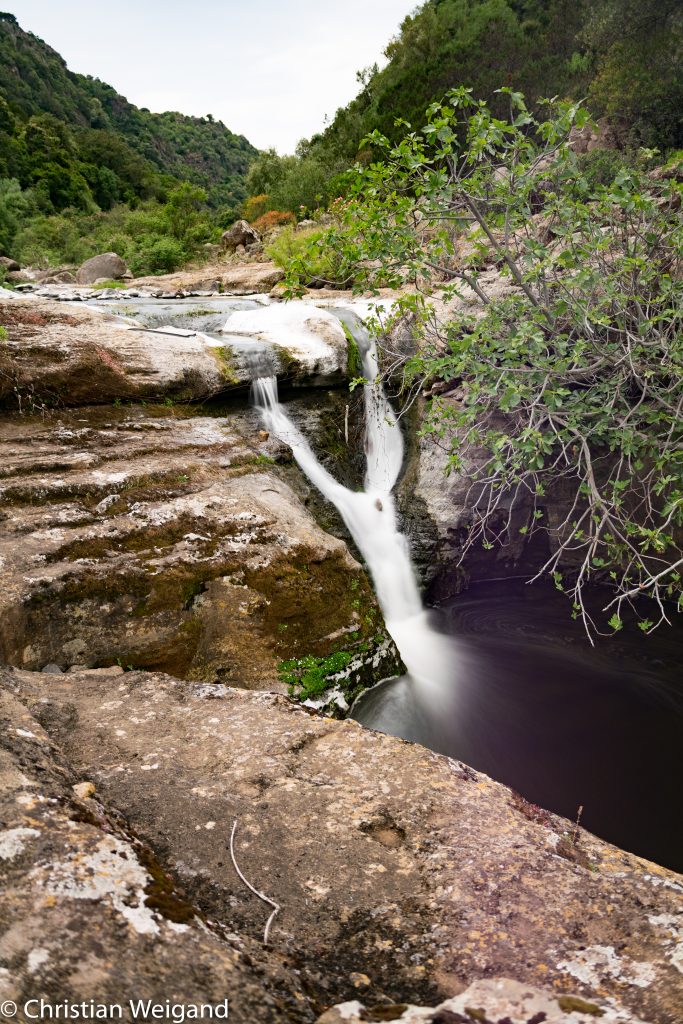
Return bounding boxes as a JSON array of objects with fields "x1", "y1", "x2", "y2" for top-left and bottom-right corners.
[
  {"x1": 0, "y1": 402, "x2": 386, "y2": 686},
  {"x1": 397, "y1": 398, "x2": 534, "y2": 600},
  {"x1": 2, "y1": 665, "x2": 682, "y2": 1022},
  {"x1": 0, "y1": 294, "x2": 354, "y2": 406}
]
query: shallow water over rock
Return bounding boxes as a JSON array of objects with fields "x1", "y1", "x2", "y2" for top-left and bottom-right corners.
[{"x1": 352, "y1": 578, "x2": 683, "y2": 872}]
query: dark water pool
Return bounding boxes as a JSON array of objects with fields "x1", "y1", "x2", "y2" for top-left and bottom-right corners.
[{"x1": 352, "y1": 579, "x2": 683, "y2": 871}]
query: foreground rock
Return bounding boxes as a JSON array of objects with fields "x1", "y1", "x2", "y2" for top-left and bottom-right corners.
[
  {"x1": 0, "y1": 684, "x2": 313, "y2": 1023},
  {"x1": 77, "y1": 251, "x2": 130, "y2": 284},
  {"x1": 0, "y1": 402, "x2": 391, "y2": 689},
  {"x1": 317, "y1": 978, "x2": 646, "y2": 1022},
  {"x1": 2, "y1": 665, "x2": 681, "y2": 1022}
]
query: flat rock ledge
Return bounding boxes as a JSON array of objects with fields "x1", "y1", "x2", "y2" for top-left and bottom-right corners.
[
  {"x1": 0, "y1": 294, "x2": 351, "y2": 408},
  {"x1": 1, "y1": 666, "x2": 681, "y2": 1023},
  {"x1": 130, "y1": 260, "x2": 285, "y2": 295}
]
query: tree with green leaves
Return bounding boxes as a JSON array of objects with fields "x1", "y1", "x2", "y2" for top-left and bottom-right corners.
[{"x1": 291, "y1": 89, "x2": 683, "y2": 638}]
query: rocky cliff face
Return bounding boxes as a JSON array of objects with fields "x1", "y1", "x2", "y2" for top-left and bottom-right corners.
[
  {"x1": 0, "y1": 399, "x2": 393, "y2": 689},
  {"x1": 2, "y1": 666, "x2": 681, "y2": 1023},
  {"x1": 1, "y1": 286, "x2": 681, "y2": 1023},
  {"x1": 0, "y1": 292, "x2": 397, "y2": 694}
]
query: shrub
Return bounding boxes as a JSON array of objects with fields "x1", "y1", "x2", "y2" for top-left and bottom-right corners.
[
  {"x1": 267, "y1": 226, "x2": 354, "y2": 287},
  {"x1": 14, "y1": 212, "x2": 90, "y2": 267},
  {"x1": 242, "y1": 194, "x2": 270, "y2": 221},
  {"x1": 251, "y1": 209, "x2": 295, "y2": 234},
  {"x1": 576, "y1": 149, "x2": 633, "y2": 189},
  {"x1": 130, "y1": 236, "x2": 185, "y2": 274}
]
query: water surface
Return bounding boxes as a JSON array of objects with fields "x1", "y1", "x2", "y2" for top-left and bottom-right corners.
[{"x1": 353, "y1": 579, "x2": 683, "y2": 871}]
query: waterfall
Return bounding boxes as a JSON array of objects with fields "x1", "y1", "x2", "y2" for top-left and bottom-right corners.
[{"x1": 251, "y1": 311, "x2": 454, "y2": 695}]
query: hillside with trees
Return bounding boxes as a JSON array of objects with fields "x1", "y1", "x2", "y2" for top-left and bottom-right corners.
[
  {"x1": 245, "y1": 0, "x2": 682, "y2": 217},
  {"x1": 0, "y1": 11, "x2": 256, "y2": 272}
]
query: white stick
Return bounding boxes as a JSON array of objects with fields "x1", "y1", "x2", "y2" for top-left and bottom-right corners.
[{"x1": 229, "y1": 819, "x2": 281, "y2": 945}]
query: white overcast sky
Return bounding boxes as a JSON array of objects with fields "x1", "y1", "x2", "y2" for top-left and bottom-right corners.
[{"x1": 5, "y1": 1, "x2": 419, "y2": 152}]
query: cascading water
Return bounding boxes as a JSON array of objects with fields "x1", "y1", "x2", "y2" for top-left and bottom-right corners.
[{"x1": 251, "y1": 310, "x2": 455, "y2": 697}]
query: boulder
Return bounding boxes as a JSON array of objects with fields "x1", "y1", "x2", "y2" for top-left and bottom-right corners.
[
  {"x1": 223, "y1": 302, "x2": 350, "y2": 383},
  {"x1": 36, "y1": 268, "x2": 75, "y2": 285},
  {"x1": 6, "y1": 269, "x2": 32, "y2": 284},
  {"x1": 76, "y1": 251, "x2": 129, "y2": 285},
  {"x1": 568, "y1": 117, "x2": 620, "y2": 155},
  {"x1": 0, "y1": 255, "x2": 20, "y2": 272},
  {"x1": 2, "y1": 664, "x2": 682, "y2": 1021},
  {"x1": 222, "y1": 219, "x2": 261, "y2": 252}
]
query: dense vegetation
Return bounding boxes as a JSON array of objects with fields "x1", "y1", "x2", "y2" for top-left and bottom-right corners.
[
  {"x1": 245, "y1": 0, "x2": 682, "y2": 217},
  {"x1": 284, "y1": 91, "x2": 683, "y2": 636},
  {"x1": 0, "y1": 12, "x2": 256, "y2": 272}
]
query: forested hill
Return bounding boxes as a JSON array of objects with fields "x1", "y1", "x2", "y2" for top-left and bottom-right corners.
[
  {"x1": 245, "y1": 0, "x2": 682, "y2": 216},
  {"x1": 0, "y1": 11, "x2": 256, "y2": 213},
  {"x1": 316, "y1": 0, "x2": 682, "y2": 157}
]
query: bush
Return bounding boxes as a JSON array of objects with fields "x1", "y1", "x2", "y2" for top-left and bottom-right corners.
[
  {"x1": 242, "y1": 193, "x2": 270, "y2": 221},
  {"x1": 576, "y1": 149, "x2": 633, "y2": 188},
  {"x1": 266, "y1": 226, "x2": 354, "y2": 287},
  {"x1": 251, "y1": 209, "x2": 295, "y2": 234},
  {"x1": 14, "y1": 212, "x2": 90, "y2": 267},
  {"x1": 130, "y1": 236, "x2": 185, "y2": 274}
]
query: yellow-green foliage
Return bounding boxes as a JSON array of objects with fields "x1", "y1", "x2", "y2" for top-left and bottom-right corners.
[
  {"x1": 242, "y1": 193, "x2": 269, "y2": 221},
  {"x1": 266, "y1": 226, "x2": 353, "y2": 288}
]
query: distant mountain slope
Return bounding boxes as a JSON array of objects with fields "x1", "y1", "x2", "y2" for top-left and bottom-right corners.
[{"x1": 0, "y1": 11, "x2": 256, "y2": 210}]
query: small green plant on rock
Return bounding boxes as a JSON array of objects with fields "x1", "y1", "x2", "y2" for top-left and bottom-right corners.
[{"x1": 278, "y1": 650, "x2": 354, "y2": 701}]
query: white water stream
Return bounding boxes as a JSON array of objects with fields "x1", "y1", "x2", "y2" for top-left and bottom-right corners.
[{"x1": 251, "y1": 310, "x2": 454, "y2": 695}]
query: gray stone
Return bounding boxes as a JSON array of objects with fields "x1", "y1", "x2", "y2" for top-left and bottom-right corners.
[
  {"x1": 221, "y1": 219, "x2": 261, "y2": 252},
  {"x1": 76, "y1": 252, "x2": 129, "y2": 285}
]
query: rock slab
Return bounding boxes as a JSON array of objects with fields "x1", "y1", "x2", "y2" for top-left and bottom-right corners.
[{"x1": 2, "y1": 666, "x2": 681, "y2": 1022}]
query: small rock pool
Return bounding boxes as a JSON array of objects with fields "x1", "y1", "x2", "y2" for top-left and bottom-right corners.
[{"x1": 353, "y1": 578, "x2": 683, "y2": 872}]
